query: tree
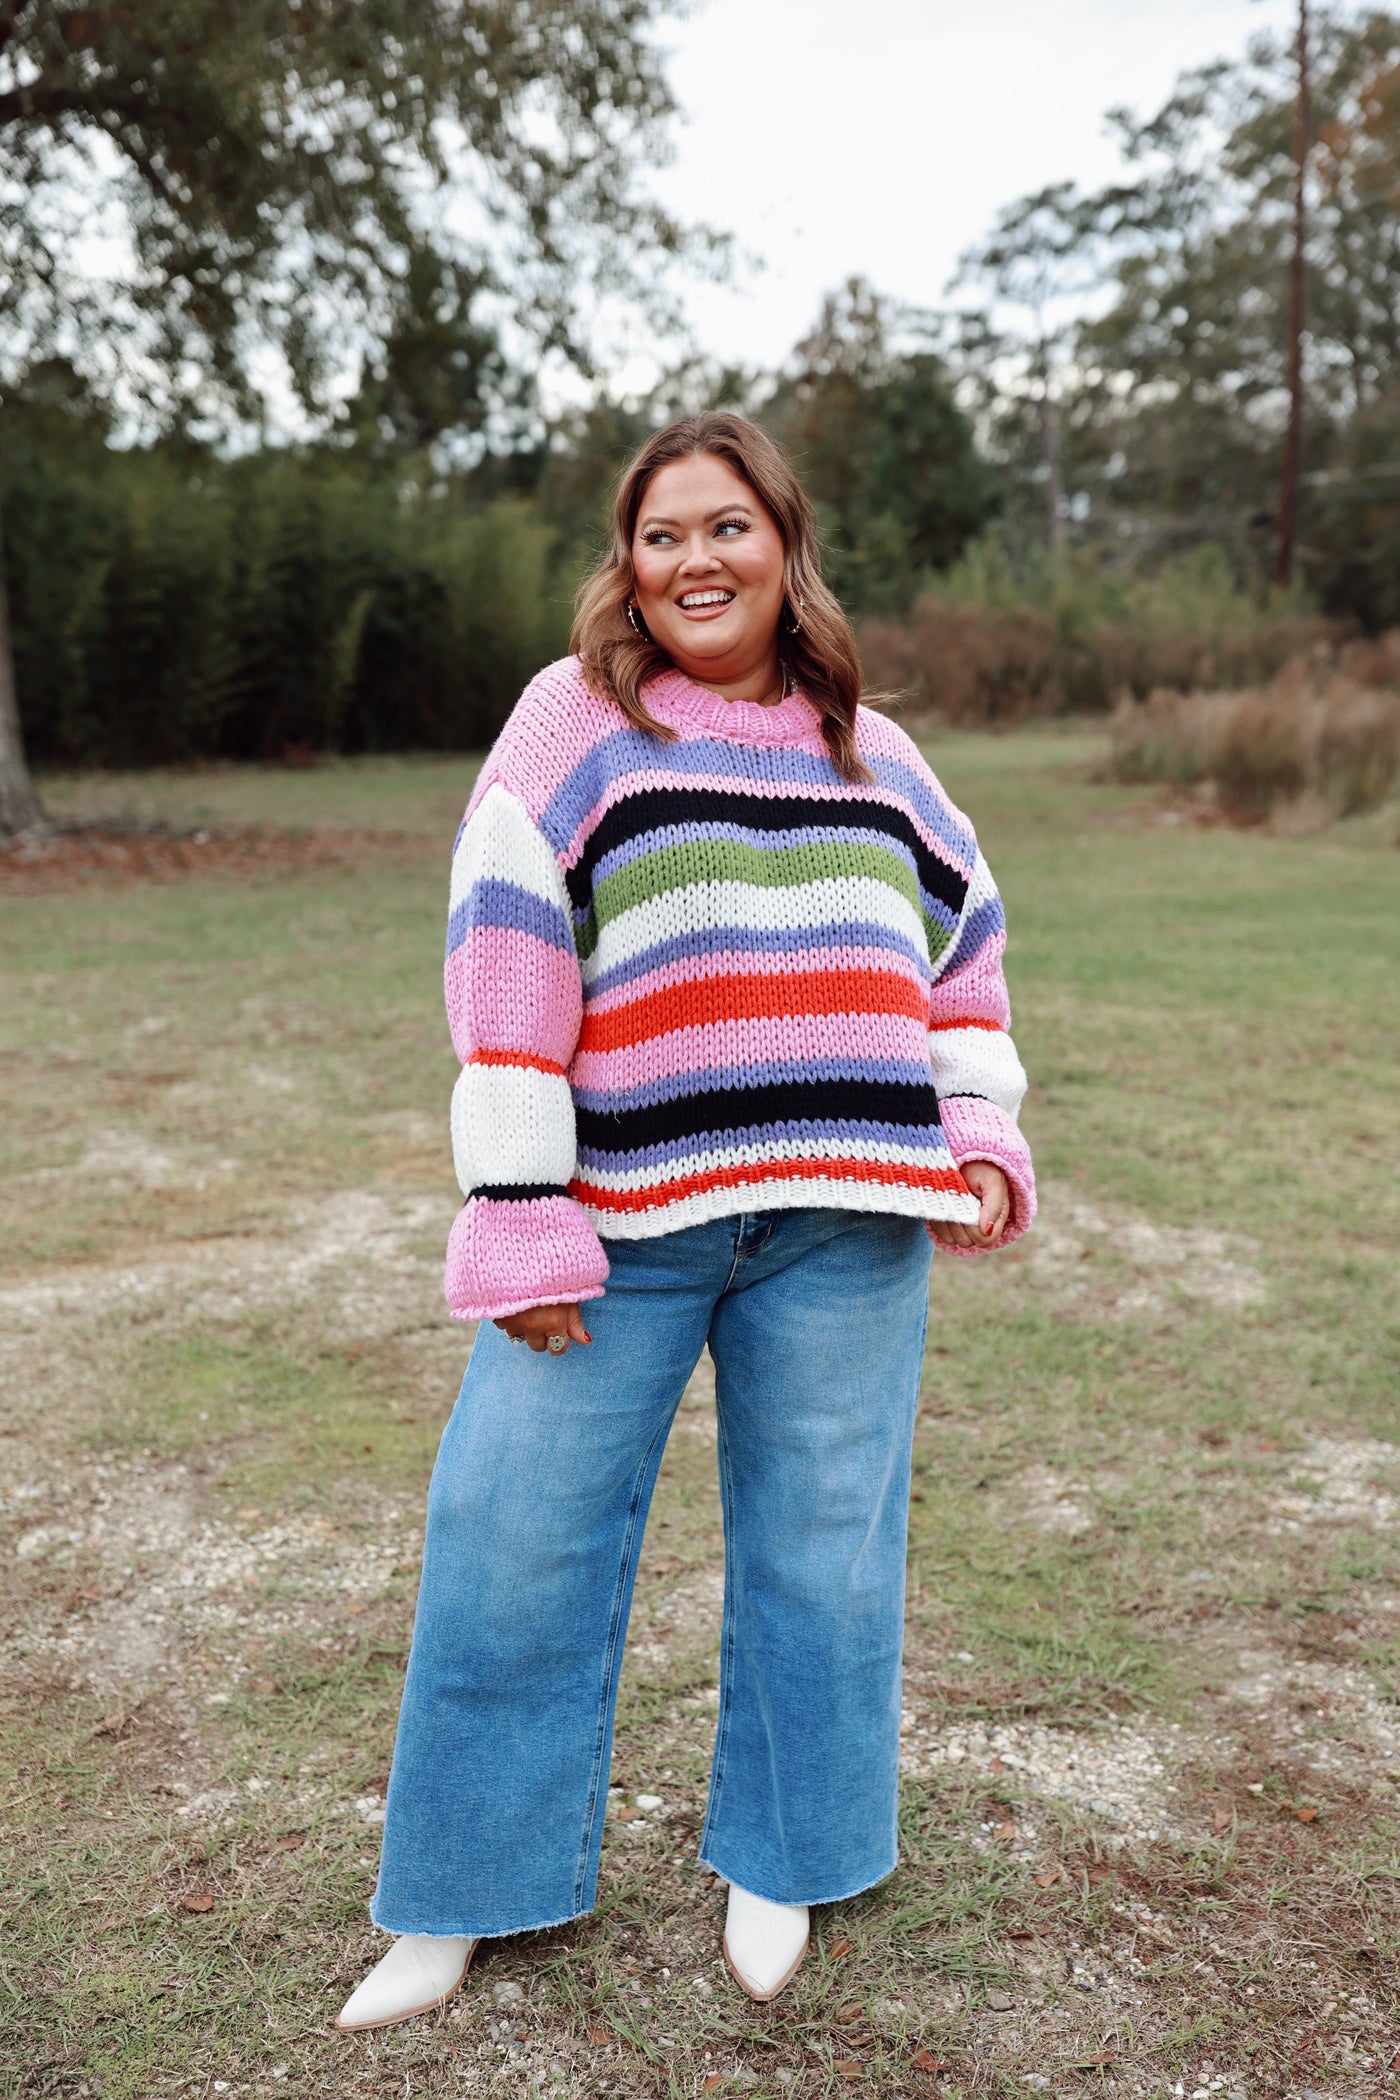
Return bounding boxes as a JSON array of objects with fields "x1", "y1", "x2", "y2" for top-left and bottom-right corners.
[
  {"x1": 0, "y1": 0, "x2": 699, "y2": 834},
  {"x1": 945, "y1": 8, "x2": 1400, "y2": 598},
  {"x1": 954, "y1": 183, "x2": 1103, "y2": 559},
  {"x1": 763, "y1": 280, "x2": 998, "y2": 615}
]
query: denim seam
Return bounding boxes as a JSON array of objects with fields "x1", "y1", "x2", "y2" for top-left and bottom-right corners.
[
  {"x1": 573, "y1": 1413, "x2": 674, "y2": 1913},
  {"x1": 700, "y1": 1405, "x2": 740, "y2": 1853}
]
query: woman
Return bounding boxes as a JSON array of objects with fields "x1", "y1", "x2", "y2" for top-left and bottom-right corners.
[{"x1": 337, "y1": 413, "x2": 1034, "y2": 2032}]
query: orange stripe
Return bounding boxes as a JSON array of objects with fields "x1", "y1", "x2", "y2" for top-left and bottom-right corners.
[
  {"x1": 468, "y1": 1048, "x2": 566, "y2": 1078},
  {"x1": 571, "y1": 1155, "x2": 972, "y2": 1214},
  {"x1": 579, "y1": 968, "x2": 927, "y2": 1054},
  {"x1": 927, "y1": 1016, "x2": 1004, "y2": 1034}
]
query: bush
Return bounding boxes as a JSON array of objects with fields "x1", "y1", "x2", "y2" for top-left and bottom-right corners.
[
  {"x1": 4, "y1": 448, "x2": 572, "y2": 768},
  {"x1": 1106, "y1": 662, "x2": 1400, "y2": 822},
  {"x1": 857, "y1": 541, "x2": 1335, "y2": 725}
]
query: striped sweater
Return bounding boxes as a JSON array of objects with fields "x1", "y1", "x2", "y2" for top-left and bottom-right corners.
[{"x1": 443, "y1": 657, "x2": 1035, "y2": 1320}]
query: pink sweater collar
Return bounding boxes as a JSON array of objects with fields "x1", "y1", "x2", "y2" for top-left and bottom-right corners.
[{"x1": 641, "y1": 667, "x2": 825, "y2": 749}]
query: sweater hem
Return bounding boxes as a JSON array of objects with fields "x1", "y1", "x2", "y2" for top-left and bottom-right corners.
[{"x1": 588, "y1": 1176, "x2": 980, "y2": 1242}]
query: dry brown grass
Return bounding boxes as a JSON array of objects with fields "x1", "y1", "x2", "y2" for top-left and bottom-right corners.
[
  {"x1": 857, "y1": 603, "x2": 1335, "y2": 727},
  {"x1": 1106, "y1": 663, "x2": 1400, "y2": 825}
]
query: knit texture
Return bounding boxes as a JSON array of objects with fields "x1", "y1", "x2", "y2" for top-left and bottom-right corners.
[{"x1": 443, "y1": 658, "x2": 1035, "y2": 1320}]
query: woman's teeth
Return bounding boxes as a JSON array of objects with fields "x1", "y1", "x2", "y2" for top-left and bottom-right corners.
[{"x1": 678, "y1": 590, "x2": 734, "y2": 608}]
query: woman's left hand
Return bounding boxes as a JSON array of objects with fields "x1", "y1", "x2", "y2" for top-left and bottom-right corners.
[
  {"x1": 494, "y1": 1302, "x2": 592, "y2": 1354},
  {"x1": 929, "y1": 1160, "x2": 1011, "y2": 1250}
]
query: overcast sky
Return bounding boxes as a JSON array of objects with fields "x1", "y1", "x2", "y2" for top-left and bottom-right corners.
[{"x1": 637, "y1": 0, "x2": 1305, "y2": 376}]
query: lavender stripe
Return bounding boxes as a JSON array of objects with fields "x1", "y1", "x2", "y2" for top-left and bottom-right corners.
[
  {"x1": 446, "y1": 878, "x2": 574, "y2": 958},
  {"x1": 578, "y1": 1121, "x2": 958, "y2": 1173},
  {"x1": 937, "y1": 893, "x2": 1006, "y2": 976}
]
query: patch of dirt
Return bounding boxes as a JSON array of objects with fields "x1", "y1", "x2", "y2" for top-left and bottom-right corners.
[
  {"x1": 1014, "y1": 1464, "x2": 1096, "y2": 1535},
  {"x1": 3, "y1": 1450, "x2": 422, "y2": 1709},
  {"x1": 1269, "y1": 1435, "x2": 1400, "y2": 1531},
  {"x1": 0, "y1": 822, "x2": 435, "y2": 894},
  {"x1": 1223, "y1": 1647, "x2": 1400, "y2": 1788},
  {"x1": 898, "y1": 1711, "x2": 1212, "y2": 1842},
  {"x1": 1018, "y1": 1182, "x2": 1267, "y2": 1319},
  {"x1": 0, "y1": 1186, "x2": 452, "y2": 1346}
]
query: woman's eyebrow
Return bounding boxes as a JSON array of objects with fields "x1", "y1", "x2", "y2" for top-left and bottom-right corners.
[{"x1": 637, "y1": 503, "x2": 755, "y2": 529}]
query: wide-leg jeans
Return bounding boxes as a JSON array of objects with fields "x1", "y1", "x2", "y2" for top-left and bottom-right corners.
[{"x1": 371, "y1": 1205, "x2": 932, "y2": 1937}]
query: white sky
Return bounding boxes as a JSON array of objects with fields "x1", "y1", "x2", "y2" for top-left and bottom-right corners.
[{"x1": 640, "y1": 0, "x2": 1305, "y2": 375}]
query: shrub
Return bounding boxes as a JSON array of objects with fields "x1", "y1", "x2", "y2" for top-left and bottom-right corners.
[
  {"x1": 1106, "y1": 664, "x2": 1400, "y2": 822},
  {"x1": 857, "y1": 541, "x2": 1336, "y2": 726}
]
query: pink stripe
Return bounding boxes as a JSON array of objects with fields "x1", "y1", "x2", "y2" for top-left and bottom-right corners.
[
  {"x1": 929, "y1": 927, "x2": 1011, "y2": 1032},
  {"x1": 445, "y1": 1192, "x2": 609, "y2": 1321},
  {"x1": 934, "y1": 1095, "x2": 1036, "y2": 1256},
  {"x1": 445, "y1": 927, "x2": 581, "y2": 1066},
  {"x1": 584, "y1": 944, "x2": 925, "y2": 1015},
  {"x1": 464, "y1": 660, "x2": 629, "y2": 826},
  {"x1": 569, "y1": 1012, "x2": 932, "y2": 1091}
]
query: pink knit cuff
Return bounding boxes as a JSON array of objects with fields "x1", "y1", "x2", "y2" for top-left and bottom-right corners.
[
  {"x1": 444, "y1": 1194, "x2": 610, "y2": 1321},
  {"x1": 931, "y1": 1095, "x2": 1036, "y2": 1256}
]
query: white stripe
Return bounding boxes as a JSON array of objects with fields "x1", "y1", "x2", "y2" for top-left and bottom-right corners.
[
  {"x1": 450, "y1": 1061, "x2": 577, "y2": 1194},
  {"x1": 449, "y1": 781, "x2": 570, "y2": 918},
  {"x1": 583, "y1": 1178, "x2": 981, "y2": 1239},
  {"x1": 928, "y1": 1026, "x2": 1027, "y2": 1120},
  {"x1": 577, "y1": 1130, "x2": 958, "y2": 1193},
  {"x1": 585, "y1": 876, "x2": 928, "y2": 984}
]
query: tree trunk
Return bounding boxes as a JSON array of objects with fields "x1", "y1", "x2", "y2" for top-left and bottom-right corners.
[
  {"x1": 1041, "y1": 382, "x2": 1066, "y2": 558},
  {"x1": 0, "y1": 504, "x2": 47, "y2": 840}
]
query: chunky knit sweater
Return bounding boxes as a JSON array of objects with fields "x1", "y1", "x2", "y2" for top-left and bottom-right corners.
[{"x1": 443, "y1": 657, "x2": 1035, "y2": 1320}]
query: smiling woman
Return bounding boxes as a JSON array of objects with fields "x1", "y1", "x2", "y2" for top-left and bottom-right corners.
[
  {"x1": 572, "y1": 415, "x2": 870, "y2": 779},
  {"x1": 335, "y1": 412, "x2": 1037, "y2": 2035}
]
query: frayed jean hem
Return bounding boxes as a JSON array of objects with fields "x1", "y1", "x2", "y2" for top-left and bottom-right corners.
[
  {"x1": 368, "y1": 1897, "x2": 594, "y2": 1940},
  {"x1": 696, "y1": 1851, "x2": 898, "y2": 1909}
]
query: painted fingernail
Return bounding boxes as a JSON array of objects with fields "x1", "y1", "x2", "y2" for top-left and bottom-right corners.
[{"x1": 582, "y1": 1331, "x2": 592, "y2": 1343}]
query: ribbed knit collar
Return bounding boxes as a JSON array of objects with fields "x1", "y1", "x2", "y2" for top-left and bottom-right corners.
[{"x1": 642, "y1": 667, "x2": 825, "y2": 749}]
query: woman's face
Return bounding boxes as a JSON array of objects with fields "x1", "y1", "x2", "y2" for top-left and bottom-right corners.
[{"x1": 630, "y1": 454, "x2": 787, "y2": 681}]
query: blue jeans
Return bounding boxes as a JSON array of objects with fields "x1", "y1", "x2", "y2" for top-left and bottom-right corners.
[{"x1": 372, "y1": 1206, "x2": 932, "y2": 1937}]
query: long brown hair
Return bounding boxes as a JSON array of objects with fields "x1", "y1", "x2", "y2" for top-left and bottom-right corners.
[{"x1": 571, "y1": 412, "x2": 873, "y2": 782}]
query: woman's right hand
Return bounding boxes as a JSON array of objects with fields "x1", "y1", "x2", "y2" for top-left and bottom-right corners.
[{"x1": 493, "y1": 1303, "x2": 592, "y2": 1354}]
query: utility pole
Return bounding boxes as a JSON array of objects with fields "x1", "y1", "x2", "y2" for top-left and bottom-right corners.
[{"x1": 1275, "y1": 0, "x2": 1310, "y2": 589}]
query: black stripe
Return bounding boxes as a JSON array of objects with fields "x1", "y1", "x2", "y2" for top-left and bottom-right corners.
[
  {"x1": 575, "y1": 1074, "x2": 944, "y2": 1151},
  {"x1": 564, "y1": 785, "x2": 968, "y2": 917},
  {"x1": 465, "y1": 1183, "x2": 571, "y2": 1203}
]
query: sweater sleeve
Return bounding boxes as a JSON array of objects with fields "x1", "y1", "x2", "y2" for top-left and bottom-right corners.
[
  {"x1": 927, "y1": 847, "x2": 1036, "y2": 1253},
  {"x1": 441, "y1": 779, "x2": 610, "y2": 1321}
]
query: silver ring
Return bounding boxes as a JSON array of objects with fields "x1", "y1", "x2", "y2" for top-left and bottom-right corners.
[
  {"x1": 545, "y1": 1334, "x2": 568, "y2": 1355},
  {"x1": 509, "y1": 1333, "x2": 523, "y2": 1346}
]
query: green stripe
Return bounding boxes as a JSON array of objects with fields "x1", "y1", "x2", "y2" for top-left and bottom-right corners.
[{"x1": 577, "y1": 838, "x2": 951, "y2": 962}]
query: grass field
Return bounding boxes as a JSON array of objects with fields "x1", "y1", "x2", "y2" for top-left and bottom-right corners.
[{"x1": 3, "y1": 728, "x2": 1398, "y2": 2100}]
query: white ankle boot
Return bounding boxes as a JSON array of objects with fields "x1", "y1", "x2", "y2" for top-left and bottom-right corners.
[
  {"x1": 722, "y1": 1883, "x2": 810, "y2": 2001},
  {"x1": 335, "y1": 1933, "x2": 478, "y2": 2031}
]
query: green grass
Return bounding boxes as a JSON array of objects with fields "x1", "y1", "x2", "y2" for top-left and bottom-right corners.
[{"x1": 2, "y1": 731, "x2": 1399, "y2": 2097}]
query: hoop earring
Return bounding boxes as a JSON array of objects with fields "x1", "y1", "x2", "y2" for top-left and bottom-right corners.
[
  {"x1": 785, "y1": 593, "x2": 805, "y2": 636},
  {"x1": 626, "y1": 602, "x2": 647, "y2": 639}
]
